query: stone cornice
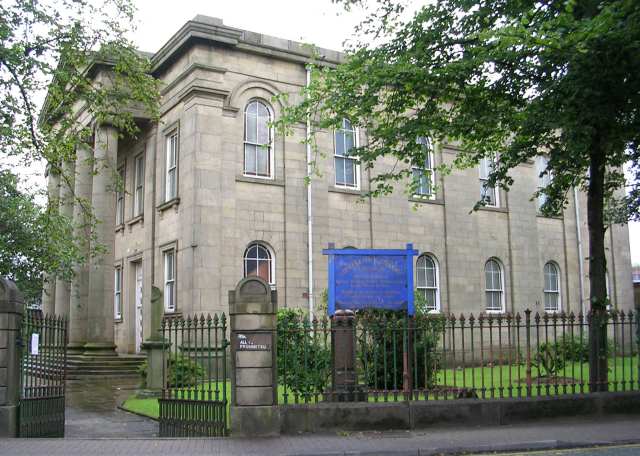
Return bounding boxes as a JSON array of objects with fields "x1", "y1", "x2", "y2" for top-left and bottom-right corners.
[
  {"x1": 160, "y1": 63, "x2": 227, "y2": 96},
  {"x1": 151, "y1": 15, "x2": 343, "y2": 76}
]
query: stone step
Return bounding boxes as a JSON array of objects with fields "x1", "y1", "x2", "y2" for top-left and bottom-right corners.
[{"x1": 65, "y1": 353, "x2": 146, "y2": 380}]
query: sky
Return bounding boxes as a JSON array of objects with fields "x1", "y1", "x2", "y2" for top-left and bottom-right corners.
[{"x1": 131, "y1": 0, "x2": 366, "y2": 54}]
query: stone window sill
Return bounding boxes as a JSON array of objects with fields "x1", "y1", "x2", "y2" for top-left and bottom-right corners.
[
  {"x1": 163, "y1": 311, "x2": 182, "y2": 319},
  {"x1": 536, "y1": 213, "x2": 563, "y2": 220},
  {"x1": 115, "y1": 224, "x2": 124, "y2": 233},
  {"x1": 114, "y1": 318, "x2": 123, "y2": 324},
  {"x1": 478, "y1": 206, "x2": 508, "y2": 214},
  {"x1": 126, "y1": 214, "x2": 144, "y2": 227},
  {"x1": 236, "y1": 175, "x2": 285, "y2": 187},
  {"x1": 329, "y1": 186, "x2": 364, "y2": 196},
  {"x1": 409, "y1": 197, "x2": 444, "y2": 206},
  {"x1": 157, "y1": 197, "x2": 180, "y2": 212}
]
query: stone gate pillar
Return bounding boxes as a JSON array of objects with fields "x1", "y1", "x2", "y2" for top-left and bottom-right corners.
[
  {"x1": 229, "y1": 277, "x2": 279, "y2": 437},
  {"x1": 0, "y1": 278, "x2": 24, "y2": 437}
]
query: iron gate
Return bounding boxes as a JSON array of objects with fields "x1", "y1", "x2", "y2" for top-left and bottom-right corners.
[
  {"x1": 159, "y1": 313, "x2": 229, "y2": 437},
  {"x1": 19, "y1": 310, "x2": 68, "y2": 437}
]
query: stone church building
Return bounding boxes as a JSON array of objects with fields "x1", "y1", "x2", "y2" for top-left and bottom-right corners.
[{"x1": 41, "y1": 15, "x2": 633, "y2": 355}]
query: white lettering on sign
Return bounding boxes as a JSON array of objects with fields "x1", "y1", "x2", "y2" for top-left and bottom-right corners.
[
  {"x1": 31, "y1": 333, "x2": 39, "y2": 355},
  {"x1": 236, "y1": 333, "x2": 270, "y2": 351}
]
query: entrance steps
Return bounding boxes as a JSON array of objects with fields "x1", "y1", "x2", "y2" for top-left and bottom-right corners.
[{"x1": 65, "y1": 353, "x2": 146, "y2": 380}]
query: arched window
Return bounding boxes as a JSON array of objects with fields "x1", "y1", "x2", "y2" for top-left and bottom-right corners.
[
  {"x1": 416, "y1": 254, "x2": 440, "y2": 312},
  {"x1": 485, "y1": 258, "x2": 505, "y2": 312},
  {"x1": 244, "y1": 242, "x2": 274, "y2": 286},
  {"x1": 334, "y1": 118, "x2": 359, "y2": 188},
  {"x1": 544, "y1": 262, "x2": 561, "y2": 312},
  {"x1": 244, "y1": 100, "x2": 273, "y2": 178}
]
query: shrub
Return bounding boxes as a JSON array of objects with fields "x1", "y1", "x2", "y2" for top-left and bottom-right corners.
[
  {"x1": 138, "y1": 353, "x2": 204, "y2": 388},
  {"x1": 356, "y1": 293, "x2": 443, "y2": 390},
  {"x1": 532, "y1": 342, "x2": 566, "y2": 377},
  {"x1": 277, "y1": 308, "x2": 331, "y2": 397}
]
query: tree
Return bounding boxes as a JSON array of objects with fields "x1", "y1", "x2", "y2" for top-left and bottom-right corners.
[
  {"x1": 0, "y1": 169, "x2": 79, "y2": 303},
  {"x1": 276, "y1": 0, "x2": 640, "y2": 390},
  {"x1": 0, "y1": 0, "x2": 159, "y2": 295}
]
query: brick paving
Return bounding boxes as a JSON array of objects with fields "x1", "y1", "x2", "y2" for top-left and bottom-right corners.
[{"x1": 2, "y1": 415, "x2": 640, "y2": 455}]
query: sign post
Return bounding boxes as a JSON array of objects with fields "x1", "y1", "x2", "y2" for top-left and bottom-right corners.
[{"x1": 323, "y1": 244, "x2": 419, "y2": 400}]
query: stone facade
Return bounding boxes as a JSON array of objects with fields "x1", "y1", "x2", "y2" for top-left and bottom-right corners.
[{"x1": 43, "y1": 15, "x2": 633, "y2": 354}]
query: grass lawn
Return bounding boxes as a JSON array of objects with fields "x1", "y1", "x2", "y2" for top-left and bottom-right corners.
[{"x1": 121, "y1": 355, "x2": 639, "y2": 419}]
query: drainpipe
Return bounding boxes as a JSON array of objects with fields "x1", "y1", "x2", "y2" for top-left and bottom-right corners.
[
  {"x1": 574, "y1": 187, "x2": 586, "y2": 319},
  {"x1": 306, "y1": 68, "x2": 314, "y2": 322}
]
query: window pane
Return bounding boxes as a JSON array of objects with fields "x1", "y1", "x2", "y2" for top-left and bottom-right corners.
[
  {"x1": 425, "y1": 289, "x2": 436, "y2": 311},
  {"x1": 481, "y1": 183, "x2": 496, "y2": 205},
  {"x1": 167, "y1": 169, "x2": 176, "y2": 199},
  {"x1": 257, "y1": 145, "x2": 269, "y2": 176},
  {"x1": 344, "y1": 131, "x2": 354, "y2": 156},
  {"x1": 485, "y1": 267, "x2": 493, "y2": 290},
  {"x1": 257, "y1": 113, "x2": 269, "y2": 145},
  {"x1": 257, "y1": 260, "x2": 270, "y2": 282},
  {"x1": 344, "y1": 158, "x2": 355, "y2": 186},
  {"x1": 244, "y1": 144, "x2": 257, "y2": 175},
  {"x1": 335, "y1": 156, "x2": 346, "y2": 185},
  {"x1": 165, "y1": 282, "x2": 174, "y2": 311},
  {"x1": 257, "y1": 245, "x2": 269, "y2": 260},
  {"x1": 136, "y1": 156, "x2": 144, "y2": 183},
  {"x1": 165, "y1": 252, "x2": 174, "y2": 280},
  {"x1": 168, "y1": 139, "x2": 177, "y2": 168},
  {"x1": 245, "y1": 259, "x2": 258, "y2": 277},
  {"x1": 479, "y1": 157, "x2": 491, "y2": 179},
  {"x1": 335, "y1": 131, "x2": 345, "y2": 156},
  {"x1": 246, "y1": 111, "x2": 257, "y2": 144}
]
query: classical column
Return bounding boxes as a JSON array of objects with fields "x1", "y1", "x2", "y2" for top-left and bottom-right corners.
[
  {"x1": 84, "y1": 124, "x2": 118, "y2": 355},
  {"x1": 68, "y1": 144, "x2": 94, "y2": 353},
  {"x1": 41, "y1": 167, "x2": 60, "y2": 315},
  {"x1": 54, "y1": 159, "x2": 75, "y2": 316}
]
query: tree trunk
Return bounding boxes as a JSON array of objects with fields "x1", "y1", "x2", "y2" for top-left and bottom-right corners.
[{"x1": 586, "y1": 141, "x2": 609, "y2": 392}]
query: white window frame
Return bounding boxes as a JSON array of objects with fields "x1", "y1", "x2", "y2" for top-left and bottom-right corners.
[
  {"x1": 163, "y1": 249, "x2": 176, "y2": 313},
  {"x1": 484, "y1": 258, "x2": 505, "y2": 313},
  {"x1": 416, "y1": 254, "x2": 440, "y2": 313},
  {"x1": 412, "y1": 137, "x2": 435, "y2": 200},
  {"x1": 165, "y1": 131, "x2": 178, "y2": 201},
  {"x1": 243, "y1": 99, "x2": 274, "y2": 179},
  {"x1": 334, "y1": 118, "x2": 360, "y2": 189},
  {"x1": 116, "y1": 166, "x2": 125, "y2": 225},
  {"x1": 479, "y1": 155, "x2": 499, "y2": 207},
  {"x1": 114, "y1": 266, "x2": 122, "y2": 320},
  {"x1": 243, "y1": 242, "x2": 275, "y2": 288},
  {"x1": 543, "y1": 262, "x2": 561, "y2": 313},
  {"x1": 133, "y1": 153, "x2": 145, "y2": 217}
]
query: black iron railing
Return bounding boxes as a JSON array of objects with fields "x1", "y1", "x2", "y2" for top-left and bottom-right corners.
[
  {"x1": 19, "y1": 310, "x2": 67, "y2": 437},
  {"x1": 278, "y1": 309, "x2": 639, "y2": 405},
  {"x1": 159, "y1": 313, "x2": 229, "y2": 437}
]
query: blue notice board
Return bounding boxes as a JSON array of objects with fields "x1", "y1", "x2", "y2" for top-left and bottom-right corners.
[{"x1": 323, "y1": 244, "x2": 419, "y2": 316}]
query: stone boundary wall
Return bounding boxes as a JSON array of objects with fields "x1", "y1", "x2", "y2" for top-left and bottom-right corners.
[{"x1": 278, "y1": 391, "x2": 640, "y2": 434}]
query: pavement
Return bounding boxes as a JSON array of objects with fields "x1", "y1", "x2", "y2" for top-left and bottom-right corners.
[
  {"x1": 2, "y1": 414, "x2": 640, "y2": 455},
  {"x1": 64, "y1": 377, "x2": 157, "y2": 438}
]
